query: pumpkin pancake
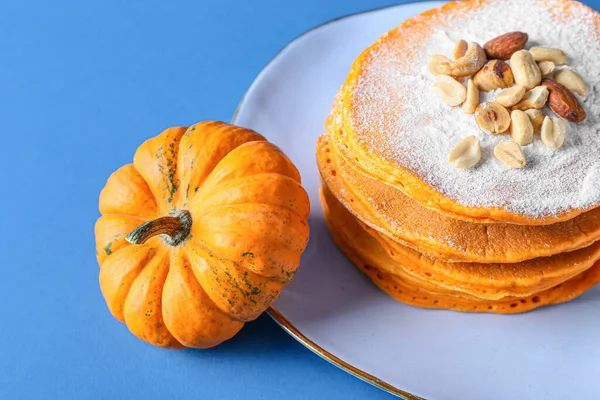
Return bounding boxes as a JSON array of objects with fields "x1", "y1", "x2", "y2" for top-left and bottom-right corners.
[
  {"x1": 317, "y1": 134, "x2": 600, "y2": 263},
  {"x1": 321, "y1": 182, "x2": 600, "y2": 300},
  {"x1": 331, "y1": 0, "x2": 600, "y2": 225},
  {"x1": 321, "y1": 186, "x2": 600, "y2": 313}
]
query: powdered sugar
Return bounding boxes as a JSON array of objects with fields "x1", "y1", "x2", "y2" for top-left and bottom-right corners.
[{"x1": 350, "y1": 0, "x2": 600, "y2": 217}]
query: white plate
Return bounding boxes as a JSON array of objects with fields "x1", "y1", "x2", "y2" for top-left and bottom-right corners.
[{"x1": 232, "y1": 2, "x2": 600, "y2": 399}]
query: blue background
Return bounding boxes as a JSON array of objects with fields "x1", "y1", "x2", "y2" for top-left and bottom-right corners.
[{"x1": 1, "y1": 0, "x2": 598, "y2": 399}]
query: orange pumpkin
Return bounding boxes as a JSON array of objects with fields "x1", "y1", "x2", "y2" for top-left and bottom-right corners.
[{"x1": 95, "y1": 121, "x2": 310, "y2": 349}]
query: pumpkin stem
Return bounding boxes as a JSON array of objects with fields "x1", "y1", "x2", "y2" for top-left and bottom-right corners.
[{"x1": 126, "y1": 210, "x2": 192, "y2": 246}]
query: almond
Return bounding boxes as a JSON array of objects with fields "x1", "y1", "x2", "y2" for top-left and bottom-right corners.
[
  {"x1": 494, "y1": 141, "x2": 526, "y2": 168},
  {"x1": 475, "y1": 102, "x2": 511, "y2": 134},
  {"x1": 538, "y1": 61, "x2": 555, "y2": 77},
  {"x1": 483, "y1": 32, "x2": 528, "y2": 60},
  {"x1": 541, "y1": 116, "x2": 566, "y2": 149},
  {"x1": 524, "y1": 109, "x2": 545, "y2": 133},
  {"x1": 510, "y1": 110, "x2": 534, "y2": 146},
  {"x1": 454, "y1": 40, "x2": 468, "y2": 60},
  {"x1": 428, "y1": 54, "x2": 451, "y2": 76},
  {"x1": 529, "y1": 47, "x2": 568, "y2": 65},
  {"x1": 440, "y1": 42, "x2": 487, "y2": 77},
  {"x1": 553, "y1": 69, "x2": 588, "y2": 96},
  {"x1": 463, "y1": 79, "x2": 479, "y2": 114},
  {"x1": 510, "y1": 50, "x2": 542, "y2": 89},
  {"x1": 473, "y1": 60, "x2": 514, "y2": 92},
  {"x1": 541, "y1": 79, "x2": 586, "y2": 122},
  {"x1": 433, "y1": 75, "x2": 467, "y2": 106},
  {"x1": 512, "y1": 86, "x2": 549, "y2": 110},
  {"x1": 448, "y1": 136, "x2": 481, "y2": 168},
  {"x1": 495, "y1": 84, "x2": 526, "y2": 107}
]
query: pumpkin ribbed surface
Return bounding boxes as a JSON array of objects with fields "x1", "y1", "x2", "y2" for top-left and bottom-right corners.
[{"x1": 95, "y1": 121, "x2": 310, "y2": 348}]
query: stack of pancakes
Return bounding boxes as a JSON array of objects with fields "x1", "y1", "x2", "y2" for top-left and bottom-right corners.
[{"x1": 317, "y1": 0, "x2": 600, "y2": 313}]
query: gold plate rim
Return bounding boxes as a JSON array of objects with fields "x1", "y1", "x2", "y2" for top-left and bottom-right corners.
[
  {"x1": 230, "y1": 2, "x2": 443, "y2": 399},
  {"x1": 266, "y1": 306, "x2": 425, "y2": 400}
]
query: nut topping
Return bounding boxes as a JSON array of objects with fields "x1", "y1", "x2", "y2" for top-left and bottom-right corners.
[
  {"x1": 541, "y1": 79, "x2": 586, "y2": 122},
  {"x1": 474, "y1": 102, "x2": 511, "y2": 134},
  {"x1": 538, "y1": 61, "x2": 555, "y2": 77},
  {"x1": 541, "y1": 116, "x2": 566, "y2": 149},
  {"x1": 448, "y1": 136, "x2": 481, "y2": 168},
  {"x1": 494, "y1": 141, "x2": 526, "y2": 168},
  {"x1": 427, "y1": 33, "x2": 585, "y2": 169},
  {"x1": 495, "y1": 84, "x2": 526, "y2": 107},
  {"x1": 473, "y1": 60, "x2": 514, "y2": 92},
  {"x1": 440, "y1": 42, "x2": 487, "y2": 77},
  {"x1": 524, "y1": 109, "x2": 545, "y2": 133},
  {"x1": 428, "y1": 54, "x2": 452, "y2": 76},
  {"x1": 463, "y1": 79, "x2": 479, "y2": 114},
  {"x1": 432, "y1": 75, "x2": 467, "y2": 106},
  {"x1": 510, "y1": 50, "x2": 542, "y2": 89},
  {"x1": 454, "y1": 40, "x2": 468, "y2": 60},
  {"x1": 510, "y1": 110, "x2": 534, "y2": 146},
  {"x1": 483, "y1": 32, "x2": 528, "y2": 60},
  {"x1": 529, "y1": 46, "x2": 568, "y2": 65},
  {"x1": 553, "y1": 69, "x2": 588, "y2": 97},
  {"x1": 512, "y1": 86, "x2": 549, "y2": 110}
]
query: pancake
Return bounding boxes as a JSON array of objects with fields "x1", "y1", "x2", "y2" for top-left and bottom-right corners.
[
  {"x1": 317, "y1": 134, "x2": 600, "y2": 263},
  {"x1": 322, "y1": 182, "x2": 600, "y2": 300},
  {"x1": 321, "y1": 186, "x2": 600, "y2": 314},
  {"x1": 331, "y1": 0, "x2": 600, "y2": 225}
]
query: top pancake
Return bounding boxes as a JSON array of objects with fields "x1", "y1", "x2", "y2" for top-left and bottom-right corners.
[
  {"x1": 318, "y1": 133, "x2": 600, "y2": 264},
  {"x1": 335, "y1": 0, "x2": 600, "y2": 225}
]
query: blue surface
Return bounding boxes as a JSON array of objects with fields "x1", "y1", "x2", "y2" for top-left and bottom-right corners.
[{"x1": 1, "y1": 0, "x2": 599, "y2": 399}]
